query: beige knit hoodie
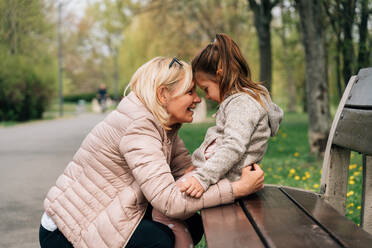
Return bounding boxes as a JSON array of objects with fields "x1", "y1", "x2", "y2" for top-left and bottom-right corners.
[
  {"x1": 192, "y1": 87, "x2": 283, "y2": 190},
  {"x1": 43, "y1": 92, "x2": 234, "y2": 248}
]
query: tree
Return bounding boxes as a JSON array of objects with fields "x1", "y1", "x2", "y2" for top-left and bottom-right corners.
[
  {"x1": 247, "y1": 0, "x2": 281, "y2": 92},
  {"x1": 323, "y1": 0, "x2": 357, "y2": 95},
  {"x1": 295, "y1": 0, "x2": 331, "y2": 155},
  {"x1": 276, "y1": 2, "x2": 300, "y2": 112},
  {"x1": 357, "y1": 0, "x2": 370, "y2": 71}
]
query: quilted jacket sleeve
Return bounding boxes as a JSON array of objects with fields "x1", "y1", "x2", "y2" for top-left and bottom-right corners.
[{"x1": 119, "y1": 117, "x2": 234, "y2": 219}]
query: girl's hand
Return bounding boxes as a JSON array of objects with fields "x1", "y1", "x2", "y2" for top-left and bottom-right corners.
[
  {"x1": 232, "y1": 164, "x2": 264, "y2": 199},
  {"x1": 184, "y1": 165, "x2": 196, "y2": 175},
  {"x1": 179, "y1": 176, "x2": 204, "y2": 198}
]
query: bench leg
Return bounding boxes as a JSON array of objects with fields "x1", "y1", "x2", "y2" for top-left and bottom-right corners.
[
  {"x1": 362, "y1": 155, "x2": 372, "y2": 235},
  {"x1": 321, "y1": 145, "x2": 350, "y2": 215}
]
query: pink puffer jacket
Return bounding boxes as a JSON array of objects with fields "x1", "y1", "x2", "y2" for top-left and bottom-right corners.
[{"x1": 43, "y1": 92, "x2": 235, "y2": 248}]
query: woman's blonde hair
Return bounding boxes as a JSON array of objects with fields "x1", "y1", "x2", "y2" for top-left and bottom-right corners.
[{"x1": 127, "y1": 57, "x2": 193, "y2": 130}]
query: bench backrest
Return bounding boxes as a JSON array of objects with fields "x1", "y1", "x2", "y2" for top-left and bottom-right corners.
[{"x1": 320, "y1": 67, "x2": 372, "y2": 234}]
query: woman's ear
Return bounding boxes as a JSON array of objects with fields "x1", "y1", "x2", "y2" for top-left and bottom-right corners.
[
  {"x1": 216, "y1": 68, "x2": 223, "y2": 76},
  {"x1": 157, "y1": 86, "x2": 169, "y2": 106}
]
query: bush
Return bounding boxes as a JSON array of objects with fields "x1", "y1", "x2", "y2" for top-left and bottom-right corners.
[
  {"x1": 0, "y1": 56, "x2": 55, "y2": 121},
  {"x1": 63, "y1": 92, "x2": 97, "y2": 103}
]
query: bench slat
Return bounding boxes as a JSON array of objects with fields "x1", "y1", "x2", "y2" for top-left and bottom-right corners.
[
  {"x1": 201, "y1": 202, "x2": 264, "y2": 248},
  {"x1": 333, "y1": 108, "x2": 372, "y2": 155},
  {"x1": 281, "y1": 187, "x2": 372, "y2": 248},
  {"x1": 241, "y1": 186, "x2": 341, "y2": 247},
  {"x1": 345, "y1": 67, "x2": 372, "y2": 109},
  {"x1": 362, "y1": 155, "x2": 372, "y2": 235}
]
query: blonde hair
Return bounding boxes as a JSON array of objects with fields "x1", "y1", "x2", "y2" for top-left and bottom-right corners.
[{"x1": 126, "y1": 57, "x2": 193, "y2": 130}]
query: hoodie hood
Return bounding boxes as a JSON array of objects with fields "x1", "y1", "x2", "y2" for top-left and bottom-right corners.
[{"x1": 260, "y1": 88, "x2": 283, "y2": 137}]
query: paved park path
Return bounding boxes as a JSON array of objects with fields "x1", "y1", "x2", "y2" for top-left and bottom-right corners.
[{"x1": 0, "y1": 113, "x2": 106, "y2": 248}]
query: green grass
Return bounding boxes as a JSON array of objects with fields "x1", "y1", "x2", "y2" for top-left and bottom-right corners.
[{"x1": 179, "y1": 112, "x2": 363, "y2": 247}]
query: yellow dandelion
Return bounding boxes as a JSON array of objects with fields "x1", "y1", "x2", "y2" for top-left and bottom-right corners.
[
  {"x1": 282, "y1": 133, "x2": 287, "y2": 138},
  {"x1": 347, "y1": 191, "x2": 354, "y2": 197},
  {"x1": 349, "y1": 180, "x2": 355, "y2": 185},
  {"x1": 294, "y1": 152, "x2": 300, "y2": 157},
  {"x1": 349, "y1": 210, "x2": 353, "y2": 214},
  {"x1": 289, "y1": 169, "x2": 296, "y2": 174},
  {"x1": 353, "y1": 171, "x2": 361, "y2": 176},
  {"x1": 305, "y1": 172, "x2": 311, "y2": 178},
  {"x1": 278, "y1": 167, "x2": 283, "y2": 171},
  {"x1": 350, "y1": 176, "x2": 354, "y2": 180},
  {"x1": 294, "y1": 176, "x2": 300, "y2": 180},
  {"x1": 349, "y1": 165, "x2": 353, "y2": 170},
  {"x1": 359, "y1": 166, "x2": 363, "y2": 171},
  {"x1": 313, "y1": 184, "x2": 319, "y2": 188},
  {"x1": 347, "y1": 203, "x2": 354, "y2": 208},
  {"x1": 357, "y1": 206, "x2": 361, "y2": 210},
  {"x1": 302, "y1": 176, "x2": 307, "y2": 181}
]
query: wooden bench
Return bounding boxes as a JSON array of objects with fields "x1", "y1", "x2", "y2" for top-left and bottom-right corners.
[{"x1": 201, "y1": 68, "x2": 372, "y2": 247}]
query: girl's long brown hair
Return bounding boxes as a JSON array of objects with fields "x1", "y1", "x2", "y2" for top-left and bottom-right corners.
[{"x1": 191, "y1": 33, "x2": 268, "y2": 107}]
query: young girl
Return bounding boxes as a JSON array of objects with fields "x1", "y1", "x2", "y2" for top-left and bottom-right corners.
[{"x1": 179, "y1": 33, "x2": 283, "y2": 198}]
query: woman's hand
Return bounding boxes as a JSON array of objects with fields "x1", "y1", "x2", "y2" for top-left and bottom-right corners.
[{"x1": 232, "y1": 164, "x2": 264, "y2": 199}]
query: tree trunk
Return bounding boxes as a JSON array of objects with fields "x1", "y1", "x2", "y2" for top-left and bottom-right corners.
[
  {"x1": 357, "y1": 0, "x2": 370, "y2": 71},
  {"x1": 278, "y1": 6, "x2": 296, "y2": 112},
  {"x1": 248, "y1": 0, "x2": 278, "y2": 93},
  {"x1": 295, "y1": 0, "x2": 331, "y2": 155},
  {"x1": 341, "y1": 0, "x2": 356, "y2": 85}
]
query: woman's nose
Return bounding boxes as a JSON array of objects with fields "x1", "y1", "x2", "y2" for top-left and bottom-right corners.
[{"x1": 193, "y1": 92, "x2": 201, "y2": 103}]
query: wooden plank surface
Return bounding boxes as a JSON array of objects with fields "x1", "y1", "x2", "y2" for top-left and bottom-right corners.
[
  {"x1": 333, "y1": 108, "x2": 372, "y2": 155},
  {"x1": 241, "y1": 186, "x2": 341, "y2": 248},
  {"x1": 362, "y1": 155, "x2": 372, "y2": 235},
  {"x1": 345, "y1": 67, "x2": 372, "y2": 109},
  {"x1": 281, "y1": 187, "x2": 372, "y2": 248},
  {"x1": 201, "y1": 201, "x2": 264, "y2": 248}
]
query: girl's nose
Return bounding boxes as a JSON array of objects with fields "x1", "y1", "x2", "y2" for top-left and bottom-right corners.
[{"x1": 193, "y1": 92, "x2": 201, "y2": 103}]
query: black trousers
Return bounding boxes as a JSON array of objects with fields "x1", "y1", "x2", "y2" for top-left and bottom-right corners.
[{"x1": 39, "y1": 207, "x2": 203, "y2": 248}]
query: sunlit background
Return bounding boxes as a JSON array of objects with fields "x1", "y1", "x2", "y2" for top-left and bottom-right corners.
[{"x1": 0, "y1": 1, "x2": 371, "y2": 247}]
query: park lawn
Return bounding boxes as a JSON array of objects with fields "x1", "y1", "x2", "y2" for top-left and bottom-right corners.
[{"x1": 179, "y1": 112, "x2": 363, "y2": 248}]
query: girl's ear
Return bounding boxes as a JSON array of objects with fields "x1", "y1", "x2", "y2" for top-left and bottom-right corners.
[{"x1": 157, "y1": 86, "x2": 169, "y2": 106}]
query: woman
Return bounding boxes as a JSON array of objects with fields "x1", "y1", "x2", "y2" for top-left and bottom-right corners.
[{"x1": 39, "y1": 57, "x2": 264, "y2": 248}]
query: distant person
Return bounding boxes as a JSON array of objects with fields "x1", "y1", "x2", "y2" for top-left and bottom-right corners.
[
  {"x1": 39, "y1": 57, "x2": 264, "y2": 248},
  {"x1": 97, "y1": 83, "x2": 108, "y2": 112},
  {"x1": 153, "y1": 33, "x2": 282, "y2": 247}
]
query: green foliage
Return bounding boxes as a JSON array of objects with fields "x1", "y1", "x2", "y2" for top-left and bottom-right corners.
[
  {"x1": 0, "y1": 55, "x2": 55, "y2": 121},
  {"x1": 0, "y1": 0, "x2": 57, "y2": 121},
  {"x1": 63, "y1": 92, "x2": 97, "y2": 103}
]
